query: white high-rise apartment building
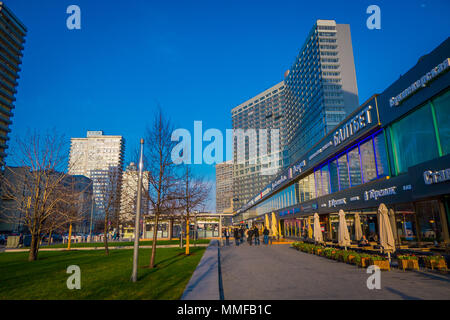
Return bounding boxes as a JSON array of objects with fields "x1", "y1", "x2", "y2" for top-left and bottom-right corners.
[
  {"x1": 215, "y1": 160, "x2": 233, "y2": 214},
  {"x1": 231, "y1": 82, "x2": 287, "y2": 210},
  {"x1": 68, "y1": 131, "x2": 125, "y2": 216},
  {"x1": 119, "y1": 162, "x2": 149, "y2": 225}
]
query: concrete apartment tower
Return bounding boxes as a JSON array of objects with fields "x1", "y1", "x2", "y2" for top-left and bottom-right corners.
[
  {"x1": 215, "y1": 160, "x2": 233, "y2": 214},
  {"x1": 68, "y1": 131, "x2": 125, "y2": 220},
  {"x1": 231, "y1": 82, "x2": 287, "y2": 210},
  {"x1": 0, "y1": 3, "x2": 27, "y2": 167},
  {"x1": 119, "y1": 162, "x2": 149, "y2": 226},
  {"x1": 285, "y1": 19, "x2": 359, "y2": 165}
]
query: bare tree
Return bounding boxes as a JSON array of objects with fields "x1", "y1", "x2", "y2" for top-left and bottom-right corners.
[
  {"x1": 52, "y1": 175, "x2": 93, "y2": 245},
  {"x1": 0, "y1": 130, "x2": 82, "y2": 261},
  {"x1": 145, "y1": 107, "x2": 178, "y2": 268},
  {"x1": 93, "y1": 166, "x2": 122, "y2": 255},
  {"x1": 179, "y1": 165, "x2": 210, "y2": 254}
]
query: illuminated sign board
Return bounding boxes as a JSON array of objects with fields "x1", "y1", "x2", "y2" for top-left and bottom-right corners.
[
  {"x1": 333, "y1": 105, "x2": 374, "y2": 146},
  {"x1": 390, "y1": 58, "x2": 450, "y2": 107},
  {"x1": 423, "y1": 168, "x2": 450, "y2": 185}
]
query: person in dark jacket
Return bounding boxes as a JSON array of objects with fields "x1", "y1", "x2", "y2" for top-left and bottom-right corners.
[
  {"x1": 247, "y1": 228, "x2": 253, "y2": 245},
  {"x1": 224, "y1": 229, "x2": 230, "y2": 246},
  {"x1": 253, "y1": 226, "x2": 260, "y2": 245},
  {"x1": 240, "y1": 228, "x2": 245, "y2": 244},
  {"x1": 263, "y1": 227, "x2": 270, "y2": 245},
  {"x1": 233, "y1": 228, "x2": 240, "y2": 246}
]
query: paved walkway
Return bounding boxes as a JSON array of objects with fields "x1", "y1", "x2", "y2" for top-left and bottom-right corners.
[
  {"x1": 182, "y1": 240, "x2": 221, "y2": 300},
  {"x1": 220, "y1": 242, "x2": 450, "y2": 300},
  {"x1": 2, "y1": 243, "x2": 209, "y2": 253}
]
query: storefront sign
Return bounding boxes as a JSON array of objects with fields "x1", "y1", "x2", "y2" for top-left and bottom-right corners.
[
  {"x1": 364, "y1": 186, "x2": 397, "y2": 201},
  {"x1": 309, "y1": 140, "x2": 333, "y2": 161},
  {"x1": 409, "y1": 154, "x2": 450, "y2": 199},
  {"x1": 272, "y1": 174, "x2": 287, "y2": 189},
  {"x1": 423, "y1": 168, "x2": 450, "y2": 185},
  {"x1": 328, "y1": 198, "x2": 347, "y2": 207},
  {"x1": 333, "y1": 105, "x2": 373, "y2": 146},
  {"x1": 390, "y1": 58, "x2": 450, "y2": 107},
  {"x1": 292, "y1": 160, "x2": 307, "y2": 176}
]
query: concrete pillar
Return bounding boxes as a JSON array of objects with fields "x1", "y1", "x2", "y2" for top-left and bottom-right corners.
[
  {"x1": 168, "y1": 219, "x2": 173, "y2": 240},
  {"x1": 438, "y1": 200, "x2": 450, "y2": 244}
]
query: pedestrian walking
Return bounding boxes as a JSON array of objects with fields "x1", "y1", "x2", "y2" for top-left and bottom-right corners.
[
  {"x1": 233, "y1": 228, "x2": 240, "y2": 246},
  {"x1": 247, "y1": 228, "x2": 253, "y2": 245},
  {"x1": 240, "y1": 227, "x2": 245, "y2": 244},
  {"x1": 253, "y1": 226, "x2": 260, "y2": 245},
  {"x1": 223, "y1": 228, "x2": 230, "y2": 246},
  {"x1": 263, "y1": 227, "x2": 269, "y2": 245}
]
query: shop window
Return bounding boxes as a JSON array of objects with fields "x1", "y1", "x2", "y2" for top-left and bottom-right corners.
[
  {"x1": 348, "y1": 147, "x2": 362, "y2": 186},
  {"x1": 390, "y1": 103, "x2": 438, "y2": 174},
  {"x1": 314, "y1": 169, "x2": 322, "y2": 197},
  {"x1": 433, "y1": 90, "x2": 450, "y2": 155},
  {"x1": 394, "y1": 203, "x2": 418, "y2": 244},
  {"x1": 360, "y1": 208, "x2": 379, "y2": 241},
  {"x1": 360, "y1": 138, "x2": 377, "y2": 182},
  {"x1": 337, "y1": 153, "x2": 350, "y2": 190},
  {"x1": 373, "y1": 132, "x2": 389, "y2": 177},
  {"x1": 416, "y1": 200, "x2": 443, "y2": 242},
  {"x1": 329, "y1": 159, "x2": 339, "y2": 193},
  {"x1": 320, "y1": 164, "x2": 330, "y2": 195}
]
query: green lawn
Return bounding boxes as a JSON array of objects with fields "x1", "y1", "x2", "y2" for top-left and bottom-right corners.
[
  {"x1": 36, "y1": 238, "x2": 211, "y2": 249},
  {"x1": 0, "y1": 247, "x2": 206, "y2": 299}
]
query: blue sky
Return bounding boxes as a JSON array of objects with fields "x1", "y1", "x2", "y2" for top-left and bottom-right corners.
[{"x1": 5, "y1": 0, "x2": 450, "y2": 210}]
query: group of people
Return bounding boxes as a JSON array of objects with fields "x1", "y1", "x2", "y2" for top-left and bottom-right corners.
[{"x1": 223, "y1": 226, "x2": 272, "y2": 246}]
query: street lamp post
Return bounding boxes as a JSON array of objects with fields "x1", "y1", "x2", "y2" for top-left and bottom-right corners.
[{"x1": 131, "y1": 139, "x2": 144, "y2": 283}]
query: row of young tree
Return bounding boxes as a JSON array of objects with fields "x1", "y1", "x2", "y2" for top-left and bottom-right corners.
[{"x1": 0, "y1": 108, "x2": 210, "y2": 265}]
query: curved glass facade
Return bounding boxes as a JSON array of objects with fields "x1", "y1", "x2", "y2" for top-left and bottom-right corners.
[{"x1": 252, "y1": 130, "x2": 389, "y2": 217}]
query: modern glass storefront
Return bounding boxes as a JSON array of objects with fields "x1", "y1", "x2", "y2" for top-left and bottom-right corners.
[{"x1": 234, "y1": 38, "x2": 450, "y2": 247}]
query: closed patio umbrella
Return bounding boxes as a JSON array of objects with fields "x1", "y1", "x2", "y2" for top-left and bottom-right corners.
[
  {"x1": 388, "y1": 208, "x2": 398, "y2": 245},
  {"x1": 378, "y1": 204, "x2": 396, "y2": 261},
  {"x1": 265, "y1": 214, "x2": 270, "y2": 231},
  {"x1": 338, "y1": 210, "x2": 351, "y2": 248},
  {"x1": 271, "y1": 212, "x2": 278, "y2": 238},
  {"x1": 354, "y1": 212, "x2": 363, "y2": 242},
  {"x1": 313, "y1": 213, "x2": 323, "y2": 243}
]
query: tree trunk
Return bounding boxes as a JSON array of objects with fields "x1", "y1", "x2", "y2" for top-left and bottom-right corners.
[
  {"x1": 149, "y1": 213, "x2": 160, "y2": 268},
  {"x1": 104, "y1": 213, "x2": 109, "y2": 255},
  {"x1": 48, "y1": 229, "x2": 53, "y2": 246},
  {"x1": 28, "y1": 233, "x2": 40, "y2": 261}
]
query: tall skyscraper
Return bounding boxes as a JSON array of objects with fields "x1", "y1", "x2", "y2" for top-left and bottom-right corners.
[
  {"x1": 68, "y1": 131, "x2": 125, "y2": 217},
  {"x1": 119, "y1": 162, "x2": 149, "y2": 225},
  {"x1": 215, "y1": 160, "x2": 233, "y2": 214},
  {"x1": 284, "y1": 19, "x2": 359, "y2": 165},
  {"x1": 231, "y1": 81, "x2": 287, "y2": 210},
  {"x1": 0, "y1": 3, "x2": 27, "y2": 167}
]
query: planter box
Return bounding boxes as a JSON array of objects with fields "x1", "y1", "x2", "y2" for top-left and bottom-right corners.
[
  {"x1": 358, "y1": 257, "x2": 371, "y2": 268},
  {"x1": 371, "y1": 260, "x2": 390, "y2": 271},
  {"x1": 398, "y1": 259, "x2": 419, "y2": 271},
  {"x1": 346, "y1": 255, "x2": 356, "y2": 264},
  {"x1": 425, "y1": 259, "x2": 448, "y2": 271}
]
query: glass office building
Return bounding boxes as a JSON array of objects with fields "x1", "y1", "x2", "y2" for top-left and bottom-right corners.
[
  {"x1": 0, "y1": 3, "x2": 27, "y2": 167},
  {"x1": 284, "y1": 20, "x2": 359, "y2": 167},
  {"x1": 234, "y1": 37, "x2": 450, "y2": 246},
  {"x1": 231, "y1": 82, "x2": 287, "y2": 210}
]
